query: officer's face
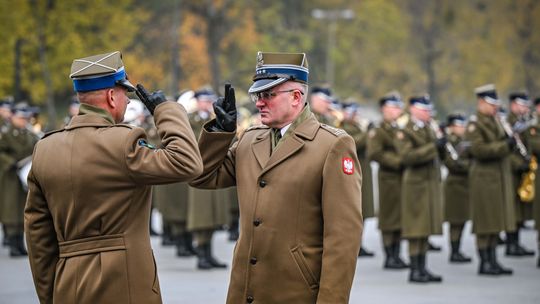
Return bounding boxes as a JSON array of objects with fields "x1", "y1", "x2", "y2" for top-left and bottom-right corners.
[
  {"x1": 255, "y1": 83, "x2": 303, "y2": 128},
  {"x1": 112, "y1": 86, "x2": 130, "y2": 123},
  {"x1": 382, "y1": 105, "x2": 402, "y2": 121},
  {"x1": 0, "y1": 107, "x2": 11, "y2": 119},
  {"x1": 310, "y1": 95, "x2": 331, "y2": 114},
  {"x1": 11, "y1": 115, "x2": 29, "y2": 129},
  {"x1": 510, "y1": 102, "x2": 530, "y2": 116},
  {"x1": 410, "y1": 106, "x2": 431, "y2": 122},
  {"x1": 478, "y1": 99, "x2": 498, "y2": 116}
]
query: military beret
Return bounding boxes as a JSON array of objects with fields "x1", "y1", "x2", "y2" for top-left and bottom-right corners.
[
  {"x1": 248, "y1": 52, "x2": 309, "y2": 94},
  {"x1": 379, "y1": 90, "x2": 403, "y2": 108},
  {"x1": 509, "y1": 92, "x2": 530, "y2": 106},
  {"x1": 409, "y1": 94, "x2": 433, "y2": 111},
  {"x1": 70, "y1": 51, "x2": 135, "y2": 93},
  {"x1": 447, "y1": 113, "x2": 467, "y2": 126},
  {"x1": 474, "y1": 84, "x2": 499, "y2": 105}
]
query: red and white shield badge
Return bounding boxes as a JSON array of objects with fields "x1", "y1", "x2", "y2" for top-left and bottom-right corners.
[{"x1": 342, "y1": 157, "x2": 354, "y2": 175}]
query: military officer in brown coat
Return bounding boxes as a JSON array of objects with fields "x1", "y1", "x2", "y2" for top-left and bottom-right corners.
[
  {"x1": 443, "y1": 114, "x2": 472, "y2": 263},
  {"x1": 367, "y1": 92, "x2": 409, "y2": 269},
  {"x1": 466, "y1": 84, "x2": 516, "y2": 276},
  {"x1": 24, "y1": 51, "x2": 203, "y2": 304},
  {"x1": 340, "y1": 102, "x2": 375, "y2": 257},
  {"x1": 523, "y1": 97, "x2": 540, "y2": 268},
  {"x1": 191, "y1": 52, "x2": 363, "y2": 304},
  {"x1": 0, "y1": 103, "x2": 39, "y2": 257},
  {"x1": 505, "y1": 92, "x2": 535, "y2": 256},
  {"x1": 396, "y1": 95, "x2": 444, "y2": 283}
]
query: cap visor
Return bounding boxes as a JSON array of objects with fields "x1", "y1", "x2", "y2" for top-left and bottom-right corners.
[
  {"x1": 248, "y1": 78, "x2": 288, "y2": 94},
  {"x1": 116, "y1": 79, "x2": 136, "y2": 92},
  {"x1": 483, "y1": 96, "x2": 500, "y2": 105}
]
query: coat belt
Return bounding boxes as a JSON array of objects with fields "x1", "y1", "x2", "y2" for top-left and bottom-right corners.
[{"x1": 58, "y1": 234, "x2": 126, "y2": 258}]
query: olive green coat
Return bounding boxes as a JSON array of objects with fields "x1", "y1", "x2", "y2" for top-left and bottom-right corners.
[
  {"x1": 24, "y1": 102, "x2": 202, "y2": 304},
  {"x1": 0, "y1": 125, "x2": 38, "y2": 225},
  {"x1": 465, "y1": 112, "x2": 516, "y2": 234},
  {"x1": 396, "y1": 120, "x2": 443, "y2": 238},
  {"x1": 443, "y1": 134, "x2": 471, "y2": 224},
  {"x1": 522, "y1": 122, "x2": 540, "y2": 229},
  {"x1": 367, "y1": 121, "x2": 403, "y2": 231},
  {"x1": 341, "y1": 120, "x2": 374, "y2": 218},
  {"x1": 187, "y1": 112, "x2": 230, "y2": 231},
  {"x1": 154, "y1": 182, "x2": 189, "y2": 222},
  {"x1": 191, "y1": 109, "x2": 362, "y2": 304}
]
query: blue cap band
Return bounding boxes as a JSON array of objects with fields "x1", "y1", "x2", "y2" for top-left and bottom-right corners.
[
  {"x1": 255, "y1": 65, "x2": 309, "y2": 83},
  {"x1": 73, "y1": 69, "x2": 127, "y2": 92}
]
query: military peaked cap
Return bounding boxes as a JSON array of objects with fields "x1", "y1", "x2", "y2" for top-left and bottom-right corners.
[
  {"x1": 70, "y1": 51, "x2": 135, "y2": 92},
  {"x1": 509, "y1": 92, "x2": 530, "y2": 107},
  {"x1": 409, "y1": 94, "x2": 433, "y2": 111},
  {"x1": 379, "y1": 90, "x2": 403, "y2": 108},
  {"x1": 475, "y1": 84, "x2": 499, "y2": 105},
  {"x1": 248, "y1": 52, "x2": 309, "y2": 94}
]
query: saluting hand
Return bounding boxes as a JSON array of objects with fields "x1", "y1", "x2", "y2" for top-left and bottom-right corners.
[
  {"x1": 213, "y1": 83, "x2": 237, "y2": 132},
  {"x1": 136, "y1": 84, "x2": 167, "y2": 115}
]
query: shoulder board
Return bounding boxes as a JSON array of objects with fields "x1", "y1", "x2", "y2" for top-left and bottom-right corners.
[
  {"x1": 320, "y1": 124, "x2": 347, "y2": 136},
  {"x1": 245, "y1": 124, "x2": 270, "y2": 132},
  {"x1": 41, "y1": 128, "x2": 66, "y2": 139}
]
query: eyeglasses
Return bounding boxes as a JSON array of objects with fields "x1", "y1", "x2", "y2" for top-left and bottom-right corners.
[{"x1": 250, "y1": 89, "x2": 304, "y2": 103}]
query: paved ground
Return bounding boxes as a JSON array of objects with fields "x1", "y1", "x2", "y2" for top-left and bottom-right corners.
[{"x1": 1, "y1": 219, "x2": 539, "y2": 304}]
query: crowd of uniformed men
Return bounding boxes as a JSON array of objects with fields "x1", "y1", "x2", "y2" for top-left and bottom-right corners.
[{"x1": 1, "y1": 80, "x2": 540, "y2": 282}]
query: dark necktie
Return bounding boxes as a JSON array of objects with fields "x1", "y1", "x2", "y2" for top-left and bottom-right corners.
[{"x1": 272, "y1": 128, "x2": 282, "y2": 149}]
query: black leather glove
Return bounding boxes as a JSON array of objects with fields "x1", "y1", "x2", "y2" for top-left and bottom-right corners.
[
  {"x1": 135, "y1": 84, "x2": 167, "y2": 115},
  {"x1": 517, "y1": 163, "x2": 530, "y2": 174},
  {"x1": 507, "y1": 137, "x2": 517, "y2": 149},
  {"x1": 212, "y1": 83, "x2": 237, "y2": 132},
  {"x1": 436, "y1": 137, "x2": 447, "y2": 149}
]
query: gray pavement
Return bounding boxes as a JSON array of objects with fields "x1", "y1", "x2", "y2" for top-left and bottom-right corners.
[{"x1": 1, "y1": 219, "x2": 539, "y2": 304}]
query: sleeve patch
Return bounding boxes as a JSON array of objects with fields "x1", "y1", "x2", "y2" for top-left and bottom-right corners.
[
  {"x1": 138, "y1": 139, "x2": 156, "y2": 149},
  {"x1": 342, "y1": 157, "x2": 354, "y2": 175}
]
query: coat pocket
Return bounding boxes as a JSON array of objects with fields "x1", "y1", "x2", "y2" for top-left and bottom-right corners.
[{"x1": 290, "y1": 245, "x2": 319, "y2": 291}]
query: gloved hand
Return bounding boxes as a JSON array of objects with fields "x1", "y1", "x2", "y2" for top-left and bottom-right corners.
[
  {"x1": 436, "y1": 137, "x2": 447, "y2": 149},
  {"x1": 507, "y1": 137, "x2": 517, "y2": 149},
  {"x1": 135, "y1": 84, "x2": 167, "y2": 115},
  {"x1": 212, "y1": 83, "x2": 237, "y2": 132}
]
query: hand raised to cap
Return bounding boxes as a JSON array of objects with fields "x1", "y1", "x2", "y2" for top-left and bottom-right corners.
[
  {"x1": 213, "y1": 83, "x2": 237, "y2": 132},
  {"x1": 135, "y1": 84, "x2": 167, "y2": 115}
]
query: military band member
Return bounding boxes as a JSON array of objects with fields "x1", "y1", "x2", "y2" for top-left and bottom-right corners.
[
  {"x1": 466, "y1": 84, "x2": 516, "y2": 276},
  {"x1": 524, "y1": 97, "x2": 540, "y2": 268},
  {"x1": 367, "y1": 92, "x2": 409, "y2": 269},
  {"x1": 187, "y1": 88, "x2": 229, "y2": 269},
  {"x1": 443, "y1": 114, "x2": 472, "y2": 263},
  {"x1": 24, "y1": 51, "x2": 203, "y2": 303},
  {"x1": 396, "y1": 95, "x2": 444, "y2": 283},
  {"x1": 506, "y1": 92, "x2": 535, "y2": 256},
  {"x1": 191, "y1": 52, "x2": 362, "y2": 304},
  {"x1": 0, "y1": 103, "x2": 39, "y2": 257},
  {"x1": 340, "y1": 102, "x2": 375, "y2": 257}
]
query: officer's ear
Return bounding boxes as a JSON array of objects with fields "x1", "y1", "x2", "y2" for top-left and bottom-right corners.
[{"x1": 106, "y1": 88, "x2": 117, "y2": 109}]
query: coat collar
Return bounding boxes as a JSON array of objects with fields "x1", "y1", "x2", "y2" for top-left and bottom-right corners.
[
  {"x1": 252, "y1": 106, "x2": 319, "y2": 174},
  {"x1": 65, "y1": 103, "x2": 116, "y2": 130}
]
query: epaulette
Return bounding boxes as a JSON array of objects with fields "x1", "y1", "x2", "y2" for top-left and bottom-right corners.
[
  {"x1": 245, "y1": 124, "x2": 270, "y2": 132},
  {"x1": 41, "y1": 128, "x2": 66, "y2": 139},
  {"x1": 320, "y1": 124, "x2": 347, "y2": 136}
]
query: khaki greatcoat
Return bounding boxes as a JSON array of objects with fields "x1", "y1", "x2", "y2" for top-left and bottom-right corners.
[
  {"x1": 465, "y1": 112, "x2": 516, "y2": 234},
  {"x1": 443, "y1": 134, "x2": 471, "y2": 224},
  {"x1": 24, "y1": 102, "x2": 202, "y2": 304},
  {"x1": 522, "y1": 122, "x2": 540, "y2": 229},
  {"x1": 396, "y1": 119, "x2": 443, "y2": 238},
  {"x1": 191, "y1": 109, "x2": 362, "y2": 304},
  {"x1": 367, "y1": 121, "x2": 403, "y2": 231}
]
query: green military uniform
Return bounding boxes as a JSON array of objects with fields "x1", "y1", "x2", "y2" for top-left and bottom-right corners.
[
  {"x1": 523, "y1": 120, "x2": 540, "y2": 267},
  {"x1": 0, "y1": 122, "x2": 38, "y2": 255},
  {"x1": 313, "y1": 112, "x2": 336, "y2": 126},
  {"x1": 397, "y1": 119, "x2": 443, "y2": 249},
  {"x1": 367, "y1": 120, "x2": 407, "y2": 268},
  {"x1": 443, "y1": 130, "x2": 472, "y2": 263},
  {"x1": 187, "y1": 111, "x2": 230, "y2": 263}
]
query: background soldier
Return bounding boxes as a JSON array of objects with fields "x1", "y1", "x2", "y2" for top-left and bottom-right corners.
[
  {"x1": 24, "y1": 51, "x2": 203, "y2": 303},
  {"x1": 367, "y1": 91, "x2": 408, "y2": 269},
  {"x1": 0, "y1": 98, "x2": 13, "y2": 247},
  {"x1": 0, "y1": 103, "x2": 38, "y2": 257},
  {"x1": 466, "y1": 84, "x2": 516, "y2": 276},
  {"x1": 506, "y1": 92, "x2": 535, "y2": 256},
  {"x1": 187, "y1": 88, "x2": 229, "y2": 269},
  {"x1": 443, "y1": 113, "x2": 472, "y2": 263},
  {"x1": 310, "y1": 86, "x2": 337, "y2": 125},
  {"x1": 396, "y1": 95, "x2": 444, "y2": 283},
  {"x1": 524, "y1": 97, "x2": 540, "y2": 268},
  {"x1": 340, "y1": 102, "x2": 375, "y2": 257}
]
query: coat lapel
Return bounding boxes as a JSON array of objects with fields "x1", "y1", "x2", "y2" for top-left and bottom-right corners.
[{"x1": 252, "y1": 130, "x2": 271, "y2": 169}]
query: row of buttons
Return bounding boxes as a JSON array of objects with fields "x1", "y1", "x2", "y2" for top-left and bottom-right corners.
[{"x1": 247, "y1": 179, "x2": 266, "y2": 303}]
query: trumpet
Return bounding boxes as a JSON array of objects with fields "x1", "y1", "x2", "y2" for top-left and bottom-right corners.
[{"x1": 429, "y1": 120, "x2": 459, "y2": 161}]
